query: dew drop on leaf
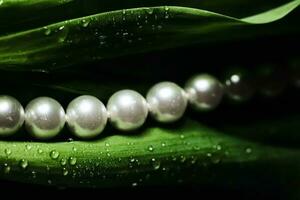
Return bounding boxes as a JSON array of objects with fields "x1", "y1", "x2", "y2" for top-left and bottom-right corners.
[
  {"x1": 60, "y1": 158, "x2": 67, "y2": 166},
  {"x1": 50, "y1": 150, "x2": 60, "y2": 160},
  {"x1": 81, "y1": 19, "x2": 90, "y2": 27},
  {"x1": 180, "y1": 155, "x2": 186, "y2": 163},
  {"x1": 25, "y1": 144, "x2": 32, "y2": 150},
  {"x1": 147, "y1": 145, "x2": 154, "y2": 152},
  {"x1": 31, "y1": 171, "x2": 36, "y2": 179},
  {"x1": 19, "y1": 159, "x2": 28, "y2": 169},
  {"x1": 69, "y1": 157, "x2": 77, "y2": 166},
  {"x1": 63, "y1": 168, "x2": 68, "y2": 176},
  {"x1": 245, "y1": 147, "x2": 252, "y2": 154},
  {"x1": 4, "y1": 148, "x2": 12, "y2": 156},
  {"x1": 132, "y1": 182, "x2": 138, "y2": 187},
  {"x1": 216, "y1": 145, "x2": 222, "y2": 151},
  {"x1": 151, "y1": 158, "x2": 160, "y2": 170},
  {"x1": 44, "y1": 27, "x2": 51, "y2": 36},
  {"x1": 146, "y1": 8, "x2": 154, "y2": 15},
  {"x1": 59, "y1": 26, "x2": 65, "y2": 31},
  {"x1": 191, "y1": 156, "x2": 197, "y2": 164},
  {"x1": 4, "y1": 163, "x2": 10, "y2": 174},
  {"x1": 37, "y1": 148, "x2": 43, "y2": 154}
]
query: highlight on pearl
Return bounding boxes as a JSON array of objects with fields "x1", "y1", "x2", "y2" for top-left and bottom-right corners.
[
  {"x1": 0, "y1": 95, "x2": 25, "y2": 136},
  {"x1": 107, "y1": 90, "x2": 148, "y2": 131},
  {"x1": 185, "y1": 74, "x2": 224, "y2": 111},
  {"x1": 25, "y1": 97, "x2": 65, "y2": 139},
  {"x1": 146, "y1": 82, "x2": 187, "y2": 123},
  {"x1": 66, "y1": 95, "x2": 108, "y2": 139}
]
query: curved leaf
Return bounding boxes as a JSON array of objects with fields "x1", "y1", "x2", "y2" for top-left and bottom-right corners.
[
  {"x1": 0, "y1": 1, "x2": 299, "y2": 70},
  {"x1": 1, "y1": 119, "x2": 299, "y2": 188},
  {"x1": 0, "y1": 0, "x2": 292, "y2": 34}
]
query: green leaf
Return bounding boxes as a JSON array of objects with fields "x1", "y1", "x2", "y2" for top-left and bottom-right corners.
[
  {"x1": 1, "y1": 119, "x2": 299, "y2": 188},
  {"x1": 0, "y1": 0, "x2": 293, "y2": 34},
  {"x1": 0, "y1": 0, "x2": 299, "y2": 70}
]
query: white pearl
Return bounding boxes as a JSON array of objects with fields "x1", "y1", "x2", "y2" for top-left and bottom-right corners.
[
  {"x1": 0, "y1": 95, "x2": 24, "y2": 136},
  {"x1": 185, "y1": 74, "x2": 224, "y2": 111},
  {"x1": 66, "y1": 95, "x2": 107, "y2": 139},
  {"x1": 107, "y1": 90, "x2": 148, "y2": 131},
  {"x1": 146, "y1": 82, "x2": 187, "y2": 123},
  {"x1": 25, "y1": 97, "x2": 65, "y2": 139}
]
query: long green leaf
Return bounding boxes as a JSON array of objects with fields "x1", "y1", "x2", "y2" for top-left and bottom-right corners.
[
  {"x1": 0, "y1": 1, "x2": 299, "y2": 70},
  {"x1": 1, "y1": 119, "x2": 299, "y2": 187},
  {"x1": 0, "y1": 0, "x2": 292, "y2": 34}
]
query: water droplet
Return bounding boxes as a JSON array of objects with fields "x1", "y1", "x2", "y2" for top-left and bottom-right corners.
[
  {"x1": 122, "y1": 9, "x2": 126, "y2": 21},
  {"x1": 19, "y1": 159, "x2": 28, "y2": 169},
  {"x1": 161, "y1": 142, "x2": 166, "y2": 147},
  {"x1": 191, "y1": 156, "x2": 197, "y2": 164},
  {"x1": 72, "y1": 147, "x2": 77, "y2": 152},
  {"x1": 63, "y1": 168, "x2": 68, "y2": 176},
  {"x1": 4, "y1": 148, "x2": 11, "y2": 156},
  {"x1": 67, "y1": 138, "x2": 74, "y2": 142},
  {"x1": 69, "y1": 157, "x2": 77, "y2": 166},
  {"x1": 81, "y1": 19, "x2": 90, "y2": 27},
  {"x1": 207, "y1": 153, "x2": 212, "y2": 157},
  {"x1": 132, "y1": 182, "x2": 138, "y2": 187},
  {"x1": 245, "y1": 147, "x2": 252, "y2": 154},
  {"x1": 172, "y1": 156, "x2": 177, "y2": 161},
  {"x1": 151, "y1": 158, "x2": 160, "y2": 170},
  {"x1": 180, "y1": 155, "x2": 186, "y2": 163},
  {"x1": 216, "y1": 145, "x2": 222, "y2": 151},
  {"x1": 148, "y1": 145, "x2": 154, "y2": 152},
  {"x1": 106, "y1": 152, "x2": 111, "y2": 157},
  {"x1": 50, "y1": 150, "x2": 60, "y2": 160},
  {"x1": 47, "y1": 180, "x2": 52, "y2": 185},
  {"x1": 164, "y1": 6, "x2": 170, "y2": 11},
  {"x1": 193, "y1": 145, "x2": 200, "y2": 151},
  {"x1": 130, "y1": 158, "x2": 135, "y2": 163},
  {"x1": 44, "y1": 27, "x2": 51, "y2": 36},
  {"x1": 60, "y1": 158, "x2": 67, "y2": 166},
  {"x1": 37, "y1": 148, "x2": 43, "y2": 154},
  {"x1": 4, "y1": 163, "x2": 10, "y2": 174},
  {"x1": 25, "y1": 144, "x2": 32, "y2": 150},
  {"x1": 105, "y1": 142, "x2": 110, "y2": 147},
  {"x1": 59, "y1": 26, "x2": 65, "y2": 31},
  {"x1": 180, "y1": 135, "x2": 185, "y2": 139},
  {"x1": 146, "y1": 8, "x2": 154, "y2": 15},
  {"x1": 212, "y1": 157, "x2": 221, "y2": 164}
]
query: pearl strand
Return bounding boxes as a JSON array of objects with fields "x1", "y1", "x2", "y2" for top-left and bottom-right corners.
[{"x1": 0, "y1": 72, "x2": 285, "y2": 139}]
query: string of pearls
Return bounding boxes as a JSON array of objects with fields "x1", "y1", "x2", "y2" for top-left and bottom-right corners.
[{"x1": 0, "y1": 72, "x2": 289, "y2": 140}]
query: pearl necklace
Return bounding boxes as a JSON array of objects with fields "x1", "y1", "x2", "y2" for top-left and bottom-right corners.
[{"x1": 0, "y1": 72, "x2": 289, "y2": 140}]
